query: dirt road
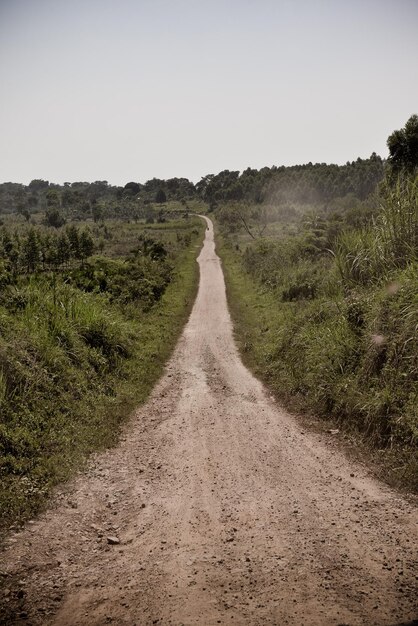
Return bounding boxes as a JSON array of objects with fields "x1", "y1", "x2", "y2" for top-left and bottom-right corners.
[{"x1": 1, "y1": 217, "x2": 417, "y2": 625}]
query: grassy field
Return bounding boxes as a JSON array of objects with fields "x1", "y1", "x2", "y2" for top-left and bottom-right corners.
[
  {"x1": 215, "y1": 179, "x2": 418, "y2": 492},
  {"x1": 0, "y1": 214, "x2": 205, "y2": 537}
]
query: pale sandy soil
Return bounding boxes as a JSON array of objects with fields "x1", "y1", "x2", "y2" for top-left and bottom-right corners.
[{"x1": 0, "y1": 218, "x2": 417, "y2": 625}]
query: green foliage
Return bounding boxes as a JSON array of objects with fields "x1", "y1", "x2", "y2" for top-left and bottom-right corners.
[
  {"x1": 22, "y1": 229, "x2": 40, "y2": 272},
  {"x1": 67, "y1": 254, "x2": 173, "y2": 312},
  {"x1": 44, "y1": 207, "x2": 66, "y2": 228},
  {"x1": 0, "y1": 152, "x2": 386, "y2": 221},
  {"x1": 0, "y1": 217, "x2": 204, "y2": 535},
  {"x1": 198, "y1": 156, "x2": 384, "y2": 209},
  {"x1": 155, "y1": 188, "x2": 167, "y2": 204},
  {"x1": 0, "y1": 177, "x2": 197, "y2": 222},
  {"x1": 28, "y1": 179, "x2": 49, "y2": 192},
  {"x1": 334, "y1": 174, "x2": 418, "y2": 286},
  {"x1": 217, "y1": 167, "x2": 418, "y2": 489},
  {"x1": 0, "y1": 224, "x2": 96, "y2": 274},
  {"x1": 79, "y1": 229, "x2": 94, "y2": 261},
  {"x1": 387, "y1": 114, "x2": 418, "y2": 173},
  {"x1": 124, "y1": 181, "x2": 140, "y2": 195}
]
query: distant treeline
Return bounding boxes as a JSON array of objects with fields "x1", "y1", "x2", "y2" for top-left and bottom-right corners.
[
  {"x1": 0, "y1": 155, "x2": 386, "y2": 221},
  {"x1": 2, "y1": 114, "x2": 416, "y2": 223},
  {"x1": 196, "y1": 154, "x2": 384, "y2": 207}
]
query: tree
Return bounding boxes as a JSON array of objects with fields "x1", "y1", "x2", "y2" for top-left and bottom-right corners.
[
  {"x1": 46, "y1": 188, "x2": 60, "y2": 207},
  {"x1": 92, "y1": 204, "x2": 104, "y2": 222},
  {"x1": 56, "y1": 233, "x2": 71, "y2": 267},
  {"x1": 155, "y1": 189, "x2": 166, "y2": 204},
  {"x1": 23, "y1": 229, "x2": 40, "y2": 272},
  {"x1": 17, "y1": 205, "x2": 31, "y2": 222},
  {"x1": 66, "y1": 225, "x2": 80, "y2": 258},
  {"x1": 1, "y1": 230, "x2": 19, "y2": 273},
  {"x1": 28, "y1": 179, "x2": 49, "y2": 192},
  {"x1": 145, "y1": 207, "x2": 155, "y2": 224},
  {"x1": 27, "y1": 193, "x2": 38, "y2": 209},
  {"x1": 61, "y1": 187, "x2": 73, "y2": 208},
  {"x1": 387, "y1": 114, "x2": 418, "y2": 173},
  {"x1": 124, "y1": 181, "x2": 141, "y2": 195},
  {"x1": 217, "y1": 203, "x2": 268, "y2": 239},
  {"x1": 41, "y1": 233, "x2": 58, "y2": 269},
  {"x1": 137, "y1": 234, "x2": 167, "y2": 260},
  {"x1": 44, "y1": 207, "x2": 66, "y2": 228},
  {"x1": 79, "y1": 230, "x2": 94, "y2": 262}
]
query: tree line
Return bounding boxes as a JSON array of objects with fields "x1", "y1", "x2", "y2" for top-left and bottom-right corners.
[
  {"x1": 0, "y1": 156, "x2": 386, "y2": 222},
  {"x1": 1, "y1": 115, "x2": 416, "y2": 222},
  {"x1": 0, "y1": 225, "x2": 95, "y2": 278}
]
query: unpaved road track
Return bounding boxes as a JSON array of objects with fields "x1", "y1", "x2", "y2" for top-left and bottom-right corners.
[{"x1": 1, "y1": 218, "x2": 417, "y2": 625}]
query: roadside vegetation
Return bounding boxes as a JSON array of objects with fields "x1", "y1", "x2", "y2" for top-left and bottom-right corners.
[
  {"x1": 216, "y1": 116, "x2": 418, "y2": 490},
  {"x1": 0, "y1": 206, "x2": 205, "y2": 537},
  {"x1": 0, "y1": 114, "x2": 416, "y2": 532}
]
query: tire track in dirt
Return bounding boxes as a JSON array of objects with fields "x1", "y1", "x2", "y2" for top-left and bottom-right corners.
[{"x1": 1, "y1": 217, "x2": 417, "y2": 625}]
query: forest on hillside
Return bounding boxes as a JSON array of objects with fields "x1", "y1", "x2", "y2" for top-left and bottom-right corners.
[{"x1": 1, "y1": 153, "x2": 385, "y2": 223}]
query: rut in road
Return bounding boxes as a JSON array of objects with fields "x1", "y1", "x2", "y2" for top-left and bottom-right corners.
[{"x1": 1, "y1": 217, "x2": 417, "y2": 626}]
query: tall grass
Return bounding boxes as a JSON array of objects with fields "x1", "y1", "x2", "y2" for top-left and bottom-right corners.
[
  {"x1": 217, "y1": 174, "x2": 418, "y2": 490},
  {"x1": 334, "y1": 175, "x2": 418, "y2": 286},
  {"x1": 0, "y1": 217, "x2": 205, "y2": 535}
]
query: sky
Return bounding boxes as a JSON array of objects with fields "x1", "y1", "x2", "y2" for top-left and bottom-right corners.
[{"x1": 0, "y1": 0, "x2": 417, "y2": 186}]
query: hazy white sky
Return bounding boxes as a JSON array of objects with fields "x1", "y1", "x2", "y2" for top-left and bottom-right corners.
[{"x1": 0, "y1": 0, "x2": 417, "y2": 185}]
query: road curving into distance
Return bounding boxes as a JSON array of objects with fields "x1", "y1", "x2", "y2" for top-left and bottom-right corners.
[{"x1": 1, "y1": 217, "x2": 417, "y2": 625}]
